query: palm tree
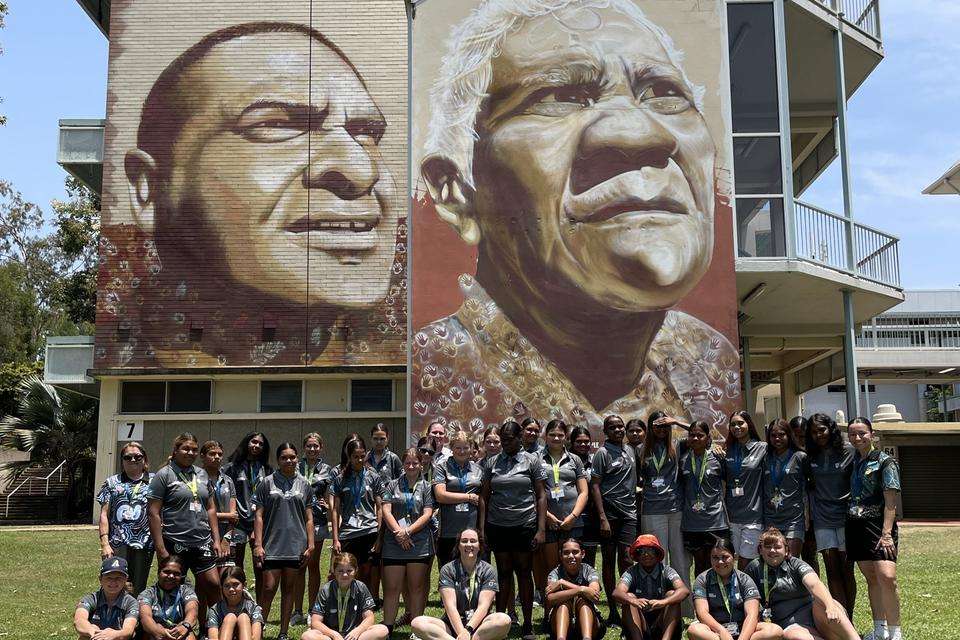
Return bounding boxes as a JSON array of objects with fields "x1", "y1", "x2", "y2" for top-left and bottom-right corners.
[{"x1": 0, "y1": 375, "x2": 98, "y2": 519}]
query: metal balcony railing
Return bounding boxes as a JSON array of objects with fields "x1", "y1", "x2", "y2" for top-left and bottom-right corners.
[
  {"x1": 857, "y1": 314, "x2": 960, "y2": 349},
  {"x1": 815, "y1": 0, "x2": 882, "y2": 41},
  {"x1": 794, "y1": 201, "x2": 900, "y2": 288}
]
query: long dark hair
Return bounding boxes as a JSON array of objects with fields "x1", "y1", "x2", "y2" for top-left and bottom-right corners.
[
  {"x1": 568, "y1": 425, "x2": 592, "y2": 464},
  {"x1": 805, "y1": 412, "x2": 844, "y2": 457},
  {"x1": 766, "y1": 418, "x2": 803, "y2": 453},
  {"x1": 227, "y1": 432, "x2": 272, "y2": 471},
  {"x1": 339, "y1": 436, "x2": 368, "y2": 477},
  {"x1": 724, "y1": 410, "x2": 761, "y2": 451},
  {"x1": 640, "y1": 410, "x2": 677, "y2": 466}
]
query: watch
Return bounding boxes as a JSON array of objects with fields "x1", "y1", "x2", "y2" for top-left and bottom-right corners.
[{"x1": 465, "y1": 623, "x2": 475, "y2": 634}]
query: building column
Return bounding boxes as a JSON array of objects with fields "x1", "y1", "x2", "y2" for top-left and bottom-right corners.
[
  {"x1": 779, "y1": 369, "x2": 801, "y2": 420},
  {"x1": 834, "y1": 11, "x2": 857, "y2": 271},
  {"x1": 741, "y1": 336, "x2": 753, "y2": 412},
  {"x1": 92, "y1": 378, "x2": 119, "y2": 524},
  {"x1": 842, "y1": 289, "x2": 861, "y2": 420}
]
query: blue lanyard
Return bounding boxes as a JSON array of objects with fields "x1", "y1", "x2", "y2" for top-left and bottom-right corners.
[
  {"x1": 451, "y1": 460, "x2": 469, "y2": 492},
  {"x1": 851, "y1": 451, "x2": 872, "y2": 501},
  {"x1": 248, "y1": 462, "x2": 262, "y2": 491},
  {"x1": 769, "y1": 450, "x2": 792, "y2": 489},
  {"x1": 97, "y1": 592, "x2": 122, "y2": 629},
  {"x1": 157, "y1": 587, "x2": 183, "y2": 625},
  {"x1": 731, "y1": 443, "x2": 744, "y2": 477},
  {"x1": 400, "y1": 476, "x2": 417, "y2": 516},
  {"x1": 351, "y1": 469, "x2": 365, "y2": 510}
]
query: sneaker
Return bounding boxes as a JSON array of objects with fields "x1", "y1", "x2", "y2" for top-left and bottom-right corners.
[
  {"x1": 277, "y1": 633, "x2": 289, "y2": 640},
  {"x1": 509, "y1": 609, "x2": 519, "y2": 627},
  {"x1": 532, "y1": 589, "x2": 543, "y2": 608},
  {"x1": 289, "y1": 612, "x2": 306, "y2": 626}
]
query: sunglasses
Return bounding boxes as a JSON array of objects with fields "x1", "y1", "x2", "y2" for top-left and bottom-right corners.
[
  {"x1": 418, "y1": 448, "x2": 435, "y2": 455},
  {"x1": 730, "y1": 421, "x2": 746, "y2": 427},
  {"x1": 122, "y1": 454, "x2": 144, "y2": 462}
]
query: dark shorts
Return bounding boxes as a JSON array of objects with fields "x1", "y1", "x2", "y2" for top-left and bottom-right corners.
[
  {"x1": 601, "y1": 514, "x2": 637, "y2": 547},
  {"x1": 486, "y1": 522, "x2": 537, "y2": 553},
  {"x1": 846, "y1": 516, "x2": 898, "y2": 563},
  {"x1": 683, "y1": 529, "x2": 732, "y2": 553},
  {"x1": 381, "y1": 556, "x2": 432, "y2": 567},
  {"x1": 163, "y1": 539, "x2": 217, "y2": 576},
  {"x1": 263, "y1": 559, "x2": 302, "y2": 571},
  {"x1": 545, "y1": 527, "x2": 585, "y2": 545},
  {"x1": 341, "y1": 532, "x2": 379, "y2": 565},
  {"x1": 581, "y1": 511, "x2": 601, "y2": 548},
  {"x1": 775, "y1": 604, "x2": 816, "y2": 630}
]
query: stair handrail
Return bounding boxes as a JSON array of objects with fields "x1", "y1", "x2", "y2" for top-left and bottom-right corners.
[{"x1": 4, "y1": 460, "x2": 68, "y2": 518}]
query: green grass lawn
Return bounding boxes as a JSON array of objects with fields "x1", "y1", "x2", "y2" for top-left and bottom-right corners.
[{"x1": 0, "y1": 525, "x2": 954, "y2": 639}]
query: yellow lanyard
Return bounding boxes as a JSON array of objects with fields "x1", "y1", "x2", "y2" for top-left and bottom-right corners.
[
  {"x1": 337, "y1": 585, "x2": 350, "y2": 631},
  {"x1": 176, "y1": 470, "x2": 198, "y2": 500},
  {"x1": 552, "y1": 458, "x2": 562, "y2": 486},
  {"x1": 760, "y1": 562, "x2": 770, "y2": 603},
  {"x1": 716, "y1": 572, "x2": 734, "y2": 618}
]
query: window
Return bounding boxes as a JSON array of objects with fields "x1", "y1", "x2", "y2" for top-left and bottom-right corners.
[
  {"x1": 120, "y1": 381, "x2": 166, "y2": 413},
  {"x1": 351, "y1": 379, "x2": 393, "y2": 412},
  {"x1": 260, "y1": 381, "x2": 303, "y2": 413},
  {"x1": 733, "y1": 137, "x2": 783, "y2": 195},
  {"x1": 827, "y1": 384, "x2": 876, "y2": 393},
  {"x1": 736, "y1": 198, "x2": 785, "y2": 257},
  {"x1": 728, "y1": 3, "x2": 779, "y2": 133},
  {"x1": 167, "y1": 381, "x2": 212, "y2": 412}
]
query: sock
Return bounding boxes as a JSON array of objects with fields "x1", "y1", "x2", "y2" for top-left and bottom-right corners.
[
  {"x1": 385, "y1": 623, "x2": 394, "y2": 635},
  {"x1": 874, "y1": 619, "x2": 888, "y2": 639},
  {"x1": 888, "y1": 625, "x2": 902, "y2": 640}
]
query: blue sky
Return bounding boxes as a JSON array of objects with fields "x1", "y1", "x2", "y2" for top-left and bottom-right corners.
[{"x1": 0, "y1": 2, "x2": 957, "y2": 289}]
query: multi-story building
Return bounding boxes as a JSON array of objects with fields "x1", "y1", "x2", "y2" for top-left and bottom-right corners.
[{"x1": 48, "y1": 0, "x2": 905, "y2": 517}]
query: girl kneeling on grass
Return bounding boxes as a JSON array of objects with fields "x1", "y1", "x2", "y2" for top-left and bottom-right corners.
[
  {"x1": 745, "y1": 528, "x2": 859, "y2": 640},
  {"x1": 303, "y1": 552, "x2": 388, "y2": 640},
  {"x1": 207, "y1": 567, "x2": 263, "y2": 640}
]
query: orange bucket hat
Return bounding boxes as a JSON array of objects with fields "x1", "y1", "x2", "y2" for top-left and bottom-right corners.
[{"x1": 629, "y1": 534, "x2": 666, "y2": 562}]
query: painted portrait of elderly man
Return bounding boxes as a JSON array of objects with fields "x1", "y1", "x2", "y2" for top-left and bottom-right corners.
[
  {"x1": 412, "y1": 0, "x2": 741, "y2": 434},
  {"x1": 95, "y1": 20, "x2": 406, "y2": 368}
]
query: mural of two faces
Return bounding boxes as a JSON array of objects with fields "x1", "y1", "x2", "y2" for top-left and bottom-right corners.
[{"x1": 95, "y1": 0, "x2": 740, "y2": 435}]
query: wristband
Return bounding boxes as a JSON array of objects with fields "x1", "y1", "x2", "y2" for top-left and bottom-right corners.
[{"x1": 465, "y1": 623, "x2": 475, "y2": 634}]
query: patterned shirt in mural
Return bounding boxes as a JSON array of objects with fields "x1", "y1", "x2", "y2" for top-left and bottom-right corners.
[
  {"x1": 849, "y1": 448, "x2": 900, "y2": 518},
  {"x1": 411, "y1": 275, "x2": 740, "y2": 436},
  {"x1": 97, "y1": 473, "x2": 154, "y2": 550}
]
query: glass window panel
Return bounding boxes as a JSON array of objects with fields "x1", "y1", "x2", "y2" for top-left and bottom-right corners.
[
  {"x1": 734, "y1": 137, "x2": 783, "y2": 195},
  {"x1": 260, "y1": 381, "x2": 302, "y2": 413},
  {"x1": 350, "y1": 379, "x2": 393, "y2": 412},
  {"x1": 167, "y1": 381, "x2": 211, "y2": 412},
  {"x1": 728, "y1": 3, "x2": 780, "y2": 133},
  {"x1": 120, "y1": 381, "x2": 165, "y2": 413},
  {"x1": 736, "y1": 198, "x2": 785, "y2": 257}
]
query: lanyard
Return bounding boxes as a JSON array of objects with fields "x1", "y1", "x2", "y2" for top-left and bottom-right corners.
[
  {"x1": 215, "y1": 474, "x2": 229, "y2": 501},
  {"x1": 351, "y1": 469, "x2": 365, "y2": 510},
  {"x1": 125, "y1": 478, "x2": 144, "y2": 502},
  {"x1": 716, "y1": 572, "x2": 736, "y2": 618},
  {"x1": 690, "y1": 451, "x2": 708, "y2": 490},
  {"x1": 451, "y1": 460, "x2": 469, "y2": 492},
  {"x1": 769, "y1": 451, "x2": 791, "y2": 489},
  {"x1": 158, "y1": 586, "x2": 183, "y2": 625},
  {"x1": 461, "y1": 562, "x2": 477, "y2": 607},
  {"x1": 99, "y1": 601, "x2": 122, "y2": 629},
  {"x1": 548, "y1": 451, "x2": 564, "y2": 486},
  {"x1": 759, "y1": 562, "x2": 771, "y2": 603},
  {"x1": 651, "y1": 445, "x2": 668, "y2": 474},
  {"x1": 175, "y1": 468, "x2": 198, "y2": 501},
  {"x1": 248, "y1": 462, "x2": 262, "y2": 491},
  {"x1": 300, "y1": 461, "x2": 316, "y2": 481},
  {"x1": 400, "y1": 476, "x2": 417, "y2": 517},
  {"x1": 851, "y1": 448, "x2": 874, "y2": 501},
  {"x1": 731, "y1": 443, "x2": 744, "y2": 478},
  {"x1": 337, "y1": 585, "x2": 351, "y2": 632}
]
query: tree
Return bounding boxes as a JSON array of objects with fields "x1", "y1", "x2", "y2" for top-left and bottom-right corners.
[
  {"x1": 1, "y1": 1, "x2": 8, "y2": 127},
  {"x1": 0, "y1": 375, "x2": 98, "y2": 520},
  {"x1": 52, "y1": 177, "x2": 100, "y2": 325}
]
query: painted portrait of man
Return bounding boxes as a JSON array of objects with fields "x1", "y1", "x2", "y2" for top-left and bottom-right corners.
[
  {"x1": 96, "y1": 19, "x2": 407, "y2": 368},
  {"x1": 412, "y1": 0, "x2": 741, "y2": 434}
]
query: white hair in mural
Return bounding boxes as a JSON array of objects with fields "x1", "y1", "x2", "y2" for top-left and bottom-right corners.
[{"x1": 424, "y1": 0, "x2": 706, "y2": 186}]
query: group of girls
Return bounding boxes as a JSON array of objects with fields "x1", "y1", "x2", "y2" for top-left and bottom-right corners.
[{"x1": 81, "y1": 408, "x2": 902, "y2": 640}]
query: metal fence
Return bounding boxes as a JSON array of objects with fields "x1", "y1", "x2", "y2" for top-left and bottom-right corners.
[
  {"x1": 815, "y1": 0, "x2": 882, "y2": 41},
  {"x1": 857, "y1": 314, "x2": 960, "y2": 349},
  {"x1": 793, "y1": 201, "x2": 900, "y2": 288}
]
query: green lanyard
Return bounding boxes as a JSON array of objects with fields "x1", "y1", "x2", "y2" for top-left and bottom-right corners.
[
  {"x1": 651, "y1": 447, "x2": 668, "y2": 474},
  {"x1": 301, "y1": 461, "x2": 316, "y2": 482},
  {"x1": 551, "y1": 455, "x2": 562, "y2": 486},
  {"x1": 337, "y1": 585, "x2": 350, "y2": 632},
  {"x1": 690, "y1": 452, "x2": 708, "y2": 490},
  {"x1": 760, "y1": 562, "x2": 770, "y2": 603},
  {"x1": 716, "y1": 572, "x2": 735, "y2": 618}
]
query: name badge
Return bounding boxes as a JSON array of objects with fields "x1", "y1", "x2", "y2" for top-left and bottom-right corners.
[
  {"x1": 189, "y1": 500, "x2": 202, "y2": 512},
  {"x1": 732, "y1": 487, "x2": 745, "y2": 497},
  {"x1": 550, "y1": 486, "x2": 564, "y2": 500},
  {"x1": 651, "y1": 478, "x2": 665, "y2": 488},
  {"x1": 397, "y1": 516, "x2": 411, "y2": 529},
  {"x1": 455, "y1": 503, "x2": 470, "y2": 512},
  {"x1": 348, "y1": 514, "x2": 362, "y2": 528},
  {"x1": 724, "y1": 622, "x2": 740, "y2": 637},
  {"x1": 761, "y1": 608, "x2": 772, "y2": 622}
]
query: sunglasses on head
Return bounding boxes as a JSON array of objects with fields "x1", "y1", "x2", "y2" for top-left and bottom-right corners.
[{"x1": 122, "y1": 454, "x2": 144, "y2": 462}]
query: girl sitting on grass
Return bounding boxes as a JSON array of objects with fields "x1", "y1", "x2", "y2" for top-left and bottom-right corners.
[{"x1": 206, "y1": 567, "x2": 264, "y2": 640}]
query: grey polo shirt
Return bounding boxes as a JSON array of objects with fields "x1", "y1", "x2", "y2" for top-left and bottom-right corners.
[
  {"x1": 252, "y1": 471, "x2": 313, "y2": 561},
  {"x1": 300, "y1": 460, "x2": 335, "y2": 529},
  {"x1": 591, "y1": 441, "x2": 638, "y2": 519},
  {"x1": 721, "y1": 440, "x2": 767, "y2": 525},
  {"x1": 211, "y1": 470, "x2": 236, "y2": 533},
  {"x1": 137, "y1": 583, "x2": 198, "y2": 628},
  {"x1": 619, "y1": 563, "x2": 682, "y2": 599},
  {"x1": 382, "y1": 475, "x2": 435, "y2": 559},
  {"x1": 745, "y1": 556, "x2": 815, "y2": 625},
  {"x1": 311, "y1": 580, "x2": 376, "y2": 634},
  {"x1": 434, "y1": 457, "x2": 483, "y2": 539},
  {"x1": 692, "y1": 569, "x2": 760, "y2": 625},
  {"x1": 679, "y1": 449, "x2": 728, "y2": 532},
  {"x1": 438, "y1": 559, "x2": 499, "y2": 619},
  {"x1": 368, "y1": 449, "x2": 403, "y2": 485},
  {"x1": 524, "y1": 442, "x2": 545, "y2": 456},
  {"x1": 805, "y1": 443, "x2": 854, "y2": 529},
  {"x1": 541, "y1": 449, "x2": 587, "y2": 526},
  {"x1": 762, "y1": 450, "x2": 808, "y2": 531},
  {"x1": 77, "y1": 589, "x2": 139, "y2": 630},
  {"x1": 639, "y1": 442, "x2": 681, "y2": 515},
  {"x1": 207, "y1": 597, "x2": 263, "y2": 629},
  {"x1": 484, "y1": 451, "x2": 546, "y2": 527},
  {"x1": 147, "y1": 464, "x2": 214, "y2": 548},
  {"x1": 332, "y1": 466, "x2": 383, "y2": 539},
  {"x1": 223, "y1": 460, "x2": 269, "y2": 533},
  {"x1": 548, "y1": 562, "x2": 600, "y2": 589}
]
